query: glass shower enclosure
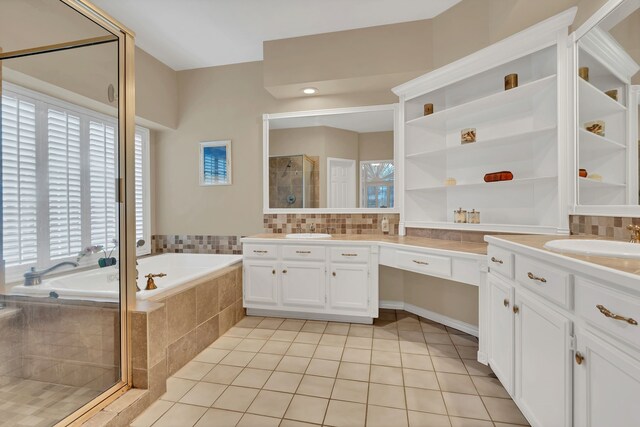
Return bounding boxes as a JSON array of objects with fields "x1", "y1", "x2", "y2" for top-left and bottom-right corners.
[
  {"x1": 0, "y1": 1, "x2": 136, "y2": 425},
  {"x1": 269, "y1": 154, "x2": 319, "y2": 208}
]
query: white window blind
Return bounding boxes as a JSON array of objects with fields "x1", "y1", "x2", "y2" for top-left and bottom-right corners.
[
  {"x1": 89, "y1": 120, "x2": 118, "y2": 249},
  {"x1": 135, "y1": 132, "x2": 144, "y2": 241}
]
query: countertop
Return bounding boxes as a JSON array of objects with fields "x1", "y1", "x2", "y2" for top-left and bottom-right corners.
[
  {"x1": 243, "y1": 233, "x2": 488, "y2": 256},
  {"x1": 486, "y1": 234, "x2": 640, "y2": 277}
]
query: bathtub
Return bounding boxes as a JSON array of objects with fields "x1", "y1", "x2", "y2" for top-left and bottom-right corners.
[{"x1": 8, "y1": 253, "x2": 242, "y2": 302}]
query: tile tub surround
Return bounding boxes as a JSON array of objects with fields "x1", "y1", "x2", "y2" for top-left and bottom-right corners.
[
  {"x1": 132, "y1": 264, "x2": 245, "y2": 404},
  {"x1": 263, "y1": 213, "x2": 400, "y2": 235},
  {"x1": 132, "y1": 310, "x2": 529, "y2": 427},
  {"x1": 152, "y1": 235, "x2": 243, "y2": 255},
  {"x1": 570, "y1": 215, "x2": 640, "y2": 241}
]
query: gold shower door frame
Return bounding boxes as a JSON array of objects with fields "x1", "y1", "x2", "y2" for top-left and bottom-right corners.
[{"x1": 0, "y1": 1, "x2": 137, "y2": 425}]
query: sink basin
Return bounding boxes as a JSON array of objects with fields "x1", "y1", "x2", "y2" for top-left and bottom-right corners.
[
  {"x1": 285, "y1": 233, "x2": 332, "y2": 239},
  {"x1": 543, "y1": 239, "x2": 640, "y2": 259}
]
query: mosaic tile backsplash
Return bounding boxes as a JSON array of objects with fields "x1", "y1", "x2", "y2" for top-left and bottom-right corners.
[
  {"x1": 263, "y1": 213, "x2": 400, "y2": 235},
  {"x1": 152, "y1": 235, "x2": 243, "y2": 254},
  {"x1": 570, "y1": 215, "x2": 640, "y2": 241}
]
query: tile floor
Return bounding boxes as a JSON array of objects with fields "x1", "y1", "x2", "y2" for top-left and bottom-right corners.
[{"x1": 132, "y1": 310, "x2": 529, "y2": 427}]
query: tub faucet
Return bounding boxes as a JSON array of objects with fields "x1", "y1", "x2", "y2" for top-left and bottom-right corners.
[
  {"x1": 24, "y1": 261, "x2": 79, "y2": 286},
  {"x1": 628, "y1": 225, "x2": 640, "y2": 243},
  {"x1": 145, "y1": 273, "x2": 166, "y2": 291}
]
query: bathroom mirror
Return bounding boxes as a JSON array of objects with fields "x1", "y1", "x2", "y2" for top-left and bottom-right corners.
[
  {"x1": 263, "y1": 104, "x2": 398, "y2": 213},
  {"x1": 573, "y1": 0, "x2": 640, "y2": 215}
]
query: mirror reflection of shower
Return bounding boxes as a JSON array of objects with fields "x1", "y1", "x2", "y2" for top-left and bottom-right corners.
[{"x1": 269, "y1": 155, "x2": 319, "y2": 208}]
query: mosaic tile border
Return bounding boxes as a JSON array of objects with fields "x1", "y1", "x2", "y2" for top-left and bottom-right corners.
[
  {"x1": 152, "y1": 235, "x2": 243, "y2": 255},
  {"x1": 263, "y1": 213, "x2": 400, "y2": 235},
  {"x1": 569, "y1": 215, "x2": 640, "y2": 241}
]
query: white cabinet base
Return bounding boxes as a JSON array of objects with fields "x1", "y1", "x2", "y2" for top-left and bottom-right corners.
[{"x1": 246, "y1": 307, "x2": 374, "y2": 324}]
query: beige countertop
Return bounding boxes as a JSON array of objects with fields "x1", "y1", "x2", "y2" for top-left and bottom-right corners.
[
  {"x1": 244, "y1": 233, "x2": 488, "y2": 256},
  {"x1": 487, "y1": 234, "x2": 640, "y2": 276}
]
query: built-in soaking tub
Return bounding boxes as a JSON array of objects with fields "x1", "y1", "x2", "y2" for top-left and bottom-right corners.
[{"x1": 8, "y1": 253, "x2": 243, "y2": 302}]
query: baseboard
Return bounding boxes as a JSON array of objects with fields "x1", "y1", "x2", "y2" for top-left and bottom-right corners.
[
  {"x1": 247, "y1": 308, "x2": 373, "y2": 324},
  {"x1": 379, "y1": 300, "x2": 479, "y2": 337}
]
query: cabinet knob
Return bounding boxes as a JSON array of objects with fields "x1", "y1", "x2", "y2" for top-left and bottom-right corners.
[
  {"x1": 282, "y1": 269, "x2": 287, "y2": 274},
  {"x1": 272, "y1": 269, "x2": 276, "y2": 275},
  {"x1": 575, "y1": 352, "x2": 584, "y2": 365},
  {"x1": 503, "y1": 298, "x2": 509, "y2": 307},
  {"x1": 513, "y1": 305, "x2": 519, "y2": 314},
  {"x1": 332, "y1": 272, "x2": 336, "y2": 277}
]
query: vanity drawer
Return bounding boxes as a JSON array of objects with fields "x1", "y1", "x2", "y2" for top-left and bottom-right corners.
[
  {"x1": 487, "y1": 246, "x2": 514, "y2": 279},
  {"x1": 244, "y1": 244, "x2": 278, "y2": 259},
  {"x1": 330, "y1": 247, "x2": 370, "y2": 263},
  {"x1": 575, "y1": 278, "x2": 640, "y2": 348},
  {"x1": 396, "y1": 250, "x2": 451, "y2": 278},
  {"x1": 515, "y1": 255, "x2": 571, "y2": 308},
  {"x1": 282, "y1": 245, "x2": 325, "y2": 261}
]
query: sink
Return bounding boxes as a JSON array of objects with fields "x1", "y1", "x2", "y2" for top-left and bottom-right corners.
[
  {"x1": 543, "y1": 239, "x2": 640, "y2": 259},
  {"x1": 285, "y1": 233, "x2": 332, "y2": 239}
]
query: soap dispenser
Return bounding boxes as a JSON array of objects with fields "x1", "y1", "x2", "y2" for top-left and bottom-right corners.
[{"x1": 381, "y1": 216, "x2": 390, "y2": 234}]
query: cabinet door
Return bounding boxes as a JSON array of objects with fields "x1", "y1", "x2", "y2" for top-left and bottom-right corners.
[
  {"x1": 574, "y1": 328, "x2": 640, "y2": 427},
  {"x1": 244, "y1": 260, "x2": 278, "y2": 305},
  {"x1": 281, "y1": 262, "x2": 326, "y2": 308},
  {"x1": 487, "y1": 274, "x2": 515, "y2": 396},
  {"x1": 514, "y1": 289, "x2": 572, "y2": 427},
  {"x1": 329, "y1": 263, "x2": 369, "y2": 312}
]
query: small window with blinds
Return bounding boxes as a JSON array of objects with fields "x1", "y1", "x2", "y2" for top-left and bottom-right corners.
[
  {"x1": 0, "y1": 83, "x2": 150, "y2": 278},
  {"x1": 199, "y1": 140, "x2": 232, "y2": 185}
]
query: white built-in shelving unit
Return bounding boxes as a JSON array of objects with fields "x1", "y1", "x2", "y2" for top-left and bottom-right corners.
[{"x1": 393, "y1": 9, "x2": 577, "y2": 235}]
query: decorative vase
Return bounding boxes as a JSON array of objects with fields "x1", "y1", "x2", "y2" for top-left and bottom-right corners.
[
  {"x1": 423, "y1": 103, "x2": 434, "y2": 116},
  {"x1": 504, "y1": 73, "x2": 518, "y2": 90}
]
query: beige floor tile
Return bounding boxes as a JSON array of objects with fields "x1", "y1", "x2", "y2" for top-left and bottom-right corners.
[
  {"x1": 405, "y1": 387, "x2": 447, "y2": 414},
  {"x1": 397, "y1": 322, "x2": 423, "y2": 332},
  {"x1": 235, "y1": 316, "x2": 264, "y2": 328},
  {"x1": 342, "y1": 348, "x2": 371, "y2": 364},
  {"x1": 279, "y1": 420, "x2": 319, "y2": 427},
  {"x1": 366, "y1": 405, "x2": 408, "y2": 427},
  {"x1": 286, "y1": 343, "x2": 317, "y2": 358},
  {"x1": 337, "y1": 362, "x2": 370, "y2": 381},
  {"x1": 247, "y1": 390, "x2": 294, "y2": 418},
  {"x1": 306, "y1": 358, "x2": 339, "y2": 378},
  {"x1": 231, "y1": 367, "x2": 272, "y2": 389},
  {"x1": 371, "y1": 350, "x2": 402, "y2": 367},
  {"x1": 194, "y1": 348, "x2": 230, "y2": 364},
  {"x1": 431, "y1": 357, "x2": 467, "y2": 375},
  {"x1": 482, "y1": 396, "x2": 529, "y2": 425},
  {"x1": 370, "y1": 365, "x2": 403, "y2": 386},
  {"x1": 324, "y1": 323, "x2": 350, "y2": 335},
  {"x1": 449, "y1": 417, "x2": 493, "y2": 427},
  {"x1": 153, "y1": 403, "x2": 207, "y2": 427},
  {"x1": 270, "y1": 330, "x2": 299, "y2": 342},
  {"x1": 284, "y1": 395, "x2": 329, "y2": 424},
  {"x1": 212, "y1": 385, "x2": 260, "y2": 412},
  {"x1": 278, "y1": 319, "x2": 306, "y2": 331},
  {"x1": 442, "y1": 392, "x2": 490, "y2": 420},
  {"x1": 257, "y1": 318, "x2": 285, "y2": 330},
  {"x1": 463, "y1": 360, "x2": 493, "y2": 376},
  {"x1": 449, "y1": 334, "x2": 478, "y2": 347},
  {"x1": 373, "y1": 338, "x2": 400, "y2": 352},
  {"x1": 373, "y1": 328, "x2": 399, "y2": 340},
  {"x1": 331, "y1": 379, "x2": 368, "y2": 404},
  {"x1": 179, "y1": 382, "x2": 227, "y2": 407},
  {"x1": 398, "y1": 330, "x2": 426, "y2": 343},
  {"x1": 402, "y1": 368, "x2": 439, "y2": 390},
  {"x1": 420, "y1": 322, "x2": 447, "y2": 334},
  {"x1": 349, "y1": 325, "x2": 374, "y2": 338},
  {"x1": 401, "y1": 353, "x2": 433, "y2": 371},
  {"x1": 259, "y1": 340, "x2": 291, "y2": 355},
  {"x1": 400, "y1": 341, "x2": 429, "y2": 355},
  {"x1": 314, "y1": 345, "x2": 344, "y2": 361},
  {"x1": 368, "y1": 383, "x2": 406, "y2": 409},
  {"x1": 324, "y1": 400, "x2": 366, "y2": 427},
  {"x1": 428, "y1": 344, "x2": 459, "y2": 358},
  {"x1": 237, "y1": 413, "x2": 280, "y2": 427},
  {"x1": 248, "y1": 328, "x2": 276, "y2": 340},
  {"x1": 276, "y1": 356, "x2": 311, "y2": 374},
  {"x1": 494, "y1": 423, "x2": 530, "y2": 427},
  {"x1": 297, "y1": 374, "x2": 335, "y2": 398},
  {"x1": 194, "y1": 408, "x2": 243, "y2": 427},
  {"x1": 319, "y1": 334, "x2": 348, "y2": 347},
  {"x1": 263, "y1": 371, "x2": 303, "y2": 393},
  {"x1": 436, "y1": 372, "x2": 478, "y2": 394},
  {"x1": 174, "y1": 361, "x2": 216, "y2": 381},
  {"x1": 130, "y1": 399, "x2": 173, "y2": 427},
  {"x1": 346, "y1": 336, "x2": 373, "y2": 349},
  {"x1": 301, "y1": 321, "x2": 327, "y2": 334},
  {"x1": 225, "y1": 327, "x2": 254, "y2": 338},
  {"x1": 201, "y1": 364, "x2": 243, "y2": 385},
  {"x1": 248, "y1": 353, "x2": 283, "y2": 370},
  {"x1": 160, "y1": 377, "x2": 198, "y2": 402},
  {"x1": 471, "y1": 376, "x2": 510, "y2": 398},
  {"x1": 235, "y1": 338, "x2": 267, "y2": 352},
  {"x1": 407, "y1": 410, "x2": 451, "y2": 427},
  {"x1": 294, "y1": 332, "x2": 322, "y2": 345},
  {"x1": 210, "y1": 336, "x2": 242, "y2": 350},
  {"x1": 424, "y1": 333, "x2": 454, "y2": 345},
  {"x1": 219, "y1": 350, "x2": 257, "y2": 368},
  {"x1": 455, "y1": 346, "x2": 478, "y2": 360}
]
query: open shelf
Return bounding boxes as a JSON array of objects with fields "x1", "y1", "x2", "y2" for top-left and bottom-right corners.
[
  {"x1": 578, "y1": 78, "x2": 626, "y2": 122},
  {"x1": 406, "y1": 75, "x2": 556, "y2": 132},
  {"x1": 406, "y1": 176, "x2": 557, "y2": 192},
  {"x1": 406, "y1": 126, "x2": 557, "y2": 159},
  {"x1": 578, "y1": 177, "x2": 625, "y2": 189},
  {"x1": 404, "y1": 221, "x2": 564, "y2": 235},
  {"x1": 578, "y1": 128, "x2": 626, "y2": 152}
]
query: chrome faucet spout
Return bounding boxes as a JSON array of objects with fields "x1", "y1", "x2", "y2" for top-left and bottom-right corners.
[{"x1": 23, "y1": 261, "x2": 79, "y2": 286}]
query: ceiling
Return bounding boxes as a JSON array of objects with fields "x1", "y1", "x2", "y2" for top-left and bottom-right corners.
[
  {"x1": 269, "y1": 110, "x2": 394, "y2": 133},
  {"x1": 91, "y1": 0, "x2": 461, "y2": 71}
]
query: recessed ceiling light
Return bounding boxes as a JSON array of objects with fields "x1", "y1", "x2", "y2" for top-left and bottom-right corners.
[{"x1": 302, "y1": 87, "x2": 318, "y2": 95}]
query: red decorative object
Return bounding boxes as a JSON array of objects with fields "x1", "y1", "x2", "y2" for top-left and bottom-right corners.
[
  {"x1": 484, "y1": 171, "x2": 514, "y2": 183},
  {"x1": 579, "y1": 168, "x2": 588, "y2": 178}
]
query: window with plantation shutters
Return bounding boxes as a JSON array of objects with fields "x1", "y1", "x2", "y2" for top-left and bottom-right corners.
[{"x1": 0, "y1": 83, "x2": 150, "y2": 281}]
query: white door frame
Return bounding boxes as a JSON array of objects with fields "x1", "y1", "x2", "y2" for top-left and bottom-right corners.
[{"x1": 327, "y1": 157, "x2": 357, "y2": 208}]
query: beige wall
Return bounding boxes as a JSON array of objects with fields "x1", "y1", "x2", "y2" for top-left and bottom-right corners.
[
  {"x1": 609, "y1": 8, "x2": 640, "y2": 85},
  {"x1": 358, "y1": 131, "x2": 394, "y2": 161}
]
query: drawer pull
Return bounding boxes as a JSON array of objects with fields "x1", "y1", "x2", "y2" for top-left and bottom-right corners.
[
  {"x1": 575, "y1": 352, "x2": 584, "y2": 365},
  {"x1": 491, "y1": 257, "x2": 504, "y2": 264},
  {"x1": 513, "y1": 305, "x2": 519, "y2": 314},
  {"x1": 342, "y1": 253, "x2": 358, "y2": 257},
  {"x1": 503, "y1": 298, "x2": 509, "y2": 307},
  {"x1": 253, "y1": 250, "x2": 268, "y2": 254},
  {"x1": 596, "y1": 304, "x2": 638, "y2": 326},
  {"x1": 527, "y1": 272, "x2": 547, "y2": 283},
  {"x1": 332, "y1": 272, "x2": 336, "y2": 277},
  {"x1": 296, "y1": 250, "x2": 312, "y2": 254},
  {"x1": 412, "y1": 260, "x2": 429, "y2": 265}
]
